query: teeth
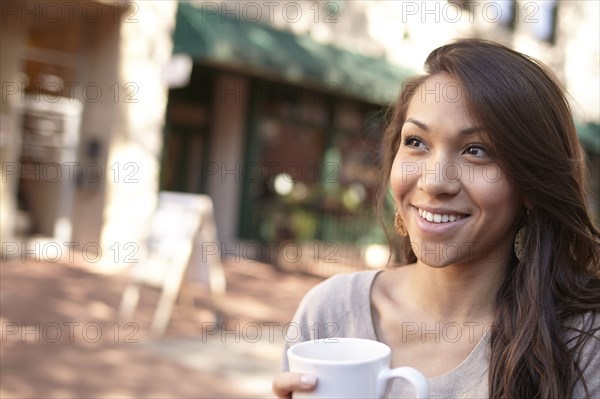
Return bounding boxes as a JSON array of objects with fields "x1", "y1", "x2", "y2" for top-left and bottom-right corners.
[{"x1": 417, "y1": 208, "x2": 465, "y2": 224}]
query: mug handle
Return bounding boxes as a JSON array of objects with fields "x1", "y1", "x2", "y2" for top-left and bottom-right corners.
[{"x1": 376, "y1": 366, "x2": 429, "y2": 398}]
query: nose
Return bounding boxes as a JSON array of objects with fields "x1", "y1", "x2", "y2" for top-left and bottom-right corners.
[{"x1": 416, "y1": 156, "x2": 462, "y2": 197}]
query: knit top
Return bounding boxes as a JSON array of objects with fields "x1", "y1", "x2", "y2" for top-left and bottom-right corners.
[{"x1": 280, "y1": 270, "x2": 599, "y2": 398}]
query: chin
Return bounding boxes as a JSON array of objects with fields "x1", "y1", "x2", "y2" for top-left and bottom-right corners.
[
  {"x1": 410, "y1": 240, "x2": 465, "y2": 267},
  {"x1": 417, "y1": 254, "x2": 457, "y2": 268}
]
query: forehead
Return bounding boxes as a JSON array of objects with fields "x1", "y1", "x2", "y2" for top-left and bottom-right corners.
[{"x1": 405, "y1": 73, "x2": 475, "y2": 128}]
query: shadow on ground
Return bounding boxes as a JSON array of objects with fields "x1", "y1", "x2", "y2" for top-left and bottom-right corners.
[{"x1": 0, "y1": 258, "x2": 323, "y2": 398}]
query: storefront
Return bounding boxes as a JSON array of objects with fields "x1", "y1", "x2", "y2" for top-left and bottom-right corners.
[
  {"x1": 162, "y1": 2, "x2": 412, "y2": 270},
  {"x1": 164, "y1": 2, "x2": 600, "y2": 272}
]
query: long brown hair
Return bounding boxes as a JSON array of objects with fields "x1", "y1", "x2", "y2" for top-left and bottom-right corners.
[{"x1": 378, "y1": 39, "x2": 600, "y2": 398}]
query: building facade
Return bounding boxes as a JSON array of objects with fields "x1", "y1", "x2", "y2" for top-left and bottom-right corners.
[
  {"x1": 2, "y1": 1, "x2": 598, "y2": 271},
  {"x1": 1, "y1": 1, "x2": 177, "y2": 265}
]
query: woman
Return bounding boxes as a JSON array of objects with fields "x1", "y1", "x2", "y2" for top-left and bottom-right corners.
[{"x1": 273, "y1": 39, "x2": 600, "y2": 398}]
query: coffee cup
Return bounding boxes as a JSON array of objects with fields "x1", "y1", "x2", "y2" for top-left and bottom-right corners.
[{"x1": 287, "y1": 338, "x2": 429, "y2": 398}]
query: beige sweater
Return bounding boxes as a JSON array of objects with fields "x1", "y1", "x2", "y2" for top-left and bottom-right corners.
[{"x1": 281, "y1": 270, "x2": 599, "y2": 398}]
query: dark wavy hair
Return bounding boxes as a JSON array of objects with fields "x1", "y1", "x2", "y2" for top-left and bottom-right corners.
[{"x1": 377, "y1": 39, "x2": 600, "y2": 398}]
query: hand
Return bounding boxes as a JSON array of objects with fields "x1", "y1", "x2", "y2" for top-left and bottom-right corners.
[{"x1": 272, "y1": 372, "x2": 317, "y2": 398}]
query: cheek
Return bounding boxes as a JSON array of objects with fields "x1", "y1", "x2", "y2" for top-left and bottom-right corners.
[
  {"x1": 470, "y1": 176, "x2": 519, "y2": 219},
  {"x1": 390, "y1": 154, "x2": 415, "y2": 200}
]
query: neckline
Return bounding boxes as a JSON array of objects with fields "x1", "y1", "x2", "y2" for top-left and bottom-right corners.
[{"x1": 364, "y1": 269, "x2": 490, "y2": 395}]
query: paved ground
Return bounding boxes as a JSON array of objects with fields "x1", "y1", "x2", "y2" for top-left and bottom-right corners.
[{"x1": 0, "y1": 257, "x2": 324, "y2": 398}]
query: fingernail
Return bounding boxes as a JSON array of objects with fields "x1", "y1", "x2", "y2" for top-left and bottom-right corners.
[{"x1": 300, "y1": 374, "x2": 316, "y2": 386}]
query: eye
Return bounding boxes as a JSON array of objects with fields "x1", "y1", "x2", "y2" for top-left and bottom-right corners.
[
  {"x1": 463, "y1": 144, "x2": 489, "y2": 158},
  {"x1": 403, "y1": 135, "x2": 428, "y2": 149}
]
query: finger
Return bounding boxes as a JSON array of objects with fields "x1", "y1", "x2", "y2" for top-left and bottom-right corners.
[{"x1": 272, "y1": 373, "x2": 317, "y2": 397}]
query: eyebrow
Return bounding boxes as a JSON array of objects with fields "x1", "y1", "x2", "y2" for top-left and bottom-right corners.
[{"x1": 404, "y1": 118, "x2": 484, "y2": 136}]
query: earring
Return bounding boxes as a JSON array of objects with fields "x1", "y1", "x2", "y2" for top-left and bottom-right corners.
[
  {"x1": 514, "y1": 209, "x2": 529, "y2": 262},
  {"x1": 394, "y1": 211, "x2": 408, "y2": 237},
  {"x1": 514, "y1": 226, "x2": 526, "y2": 262}
]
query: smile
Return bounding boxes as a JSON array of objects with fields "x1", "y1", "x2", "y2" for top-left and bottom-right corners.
[{"x1": 417, "y1": 208, "x2": 468, "y2": 224}]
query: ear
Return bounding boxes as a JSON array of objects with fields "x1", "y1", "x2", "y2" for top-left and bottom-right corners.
[{"x1": 523, "y1": 198, "x2": 533, "y2": 210}]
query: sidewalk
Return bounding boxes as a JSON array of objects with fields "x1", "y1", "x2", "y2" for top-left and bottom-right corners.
[{"x1": 0, "y1": 257, "x2": 324, "y2": 398}]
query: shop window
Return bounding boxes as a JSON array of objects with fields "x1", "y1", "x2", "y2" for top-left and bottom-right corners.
[
  {"x1": 160, "y1": 65, "x2": 214, "y2": 193},
  {"x1": 247, "y1": 87, "x2": 328, "y2": 242},
  {"x1": 241, "y1": 79, "x2": 388, "y2": 250},
  {"x1": 15, "y1": 17, "x2": 84, "y2": 239}
]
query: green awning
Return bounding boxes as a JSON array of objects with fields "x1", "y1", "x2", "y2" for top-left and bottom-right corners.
[
  {"x1": 575, "y1": 121, "x2": 600, "y2": 155},
  {"x1": 173, "y1": 2, "x2": 413, "y2": 105},
  {"x1": 173, "y1": 2, "x2": 599, "y2": 153}
]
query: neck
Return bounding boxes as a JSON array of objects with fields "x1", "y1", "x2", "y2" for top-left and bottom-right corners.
[{"x1": 405, "y1": 257, "x2": 509, "y2": 323}]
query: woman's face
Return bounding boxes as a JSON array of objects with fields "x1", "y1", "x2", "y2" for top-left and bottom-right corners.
[{"x1": 390, "y1": 74, "x2": 521, "y2": 267}]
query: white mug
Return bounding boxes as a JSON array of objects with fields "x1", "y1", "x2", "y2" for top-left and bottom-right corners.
[{"x1": 287, "y1": 338, "x2": 429, "y2": 398}]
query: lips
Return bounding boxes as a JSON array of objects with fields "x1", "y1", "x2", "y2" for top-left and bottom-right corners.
[{"x1": 416, "y1": 207, "x2": 468, "y2": 224}]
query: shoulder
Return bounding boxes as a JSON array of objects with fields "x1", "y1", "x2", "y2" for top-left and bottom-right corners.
[
  {"x1": 564, "y1": 311, "x2": 600, "y2": 398},
  {"x1": 563, "y1": 311, "x2": 600, "y2": 343},
  {"x1": 289, "y1": 270, "x2": 381, "y2": 338}
]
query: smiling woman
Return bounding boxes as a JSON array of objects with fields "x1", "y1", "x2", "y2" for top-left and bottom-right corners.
[
  {"x1": 273, "y1": 39, "x2": 600, "y2": 399},
  {"x1": 391, "y1": 73, "x2": 521, "y2": 270}
]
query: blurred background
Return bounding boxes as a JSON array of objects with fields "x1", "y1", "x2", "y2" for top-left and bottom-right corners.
[{"x1": 1, "y1": 0, "x2": 598, "y2": 397}]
